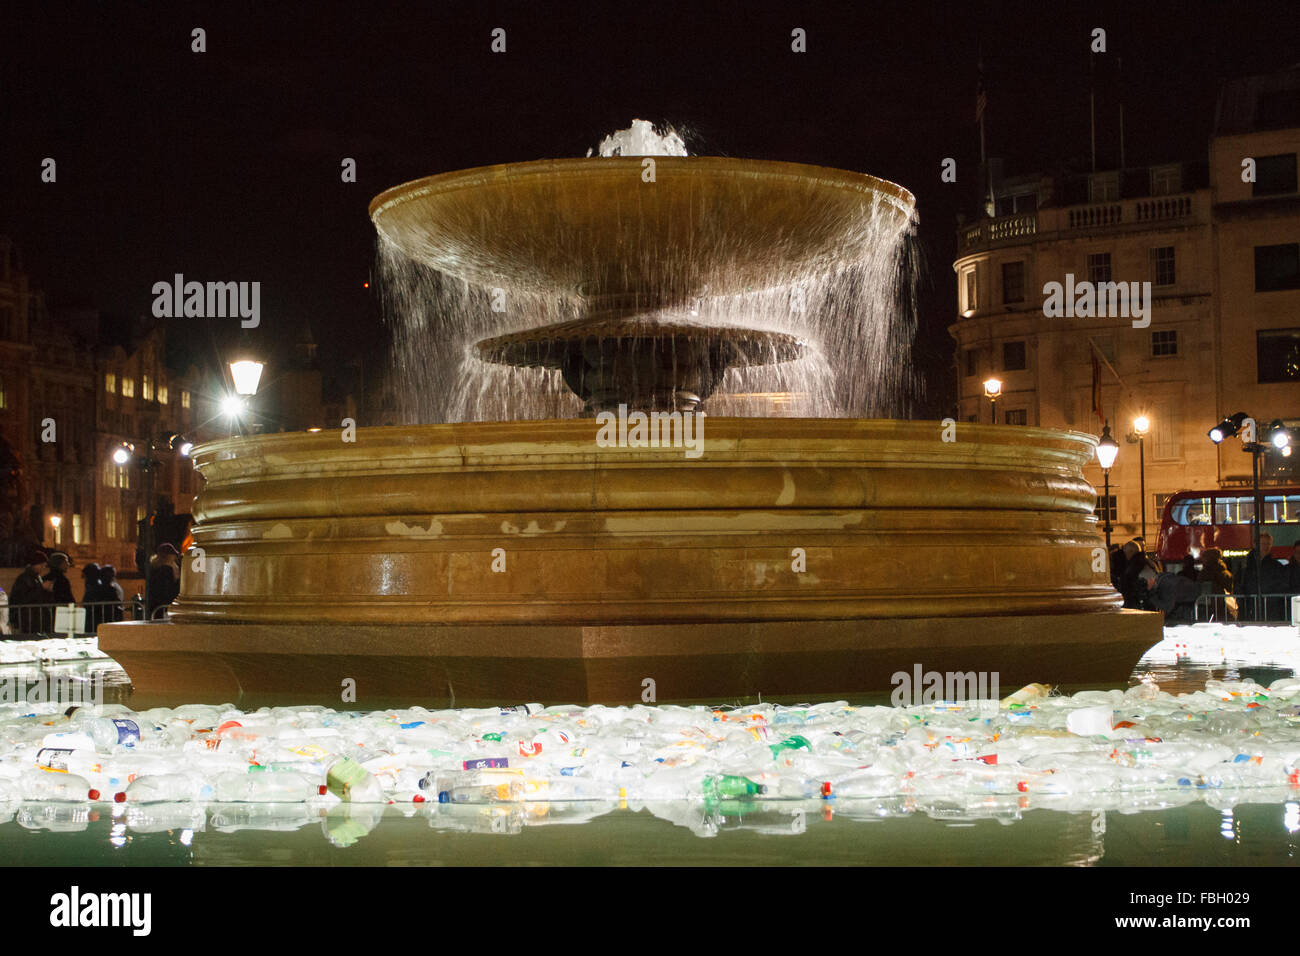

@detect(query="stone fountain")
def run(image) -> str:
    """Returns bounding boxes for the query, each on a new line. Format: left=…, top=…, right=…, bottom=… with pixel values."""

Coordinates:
left=99, top=147, right=1160, bottom=706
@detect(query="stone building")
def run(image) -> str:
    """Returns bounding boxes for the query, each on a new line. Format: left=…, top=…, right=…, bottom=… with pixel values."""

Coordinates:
left=951, top=68, right=1300, bottom=543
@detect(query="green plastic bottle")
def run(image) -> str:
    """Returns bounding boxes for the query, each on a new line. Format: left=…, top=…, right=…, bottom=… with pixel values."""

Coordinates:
left=703, top=774, right=767, bottom=799
left=768, top=735, right=811, bottom=758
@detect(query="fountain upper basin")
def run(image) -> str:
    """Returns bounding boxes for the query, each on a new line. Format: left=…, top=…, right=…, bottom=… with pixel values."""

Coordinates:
left=369, top=157, right=916, bottom=302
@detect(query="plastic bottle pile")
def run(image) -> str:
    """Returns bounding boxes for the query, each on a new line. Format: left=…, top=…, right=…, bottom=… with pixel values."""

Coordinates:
left=1, top=677, right=1299, bottom=827
left=0, top=637, right=109, bottom=666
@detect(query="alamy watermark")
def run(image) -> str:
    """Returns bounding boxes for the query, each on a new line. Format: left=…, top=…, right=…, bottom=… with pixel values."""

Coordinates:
left=1042, top=274, right=1151, bottom=328
left=0, top=673, right=105, bottom=707
left=595, top=404, right=704, bottom=459
left=890, top=665, right=999, bottom=707
left=151, top=274, right=260, bottom=328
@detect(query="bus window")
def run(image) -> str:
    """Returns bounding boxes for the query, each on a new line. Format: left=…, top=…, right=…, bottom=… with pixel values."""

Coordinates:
left=1264, top=496, right=1285, bottom=523
left=1170, top=500, right=1191, bottom=525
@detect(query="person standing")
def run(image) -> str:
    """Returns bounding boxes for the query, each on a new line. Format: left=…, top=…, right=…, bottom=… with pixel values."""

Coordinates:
left=147, top=543, right=181, bottom=619
left=1197, top=548, right=1235, bottom=621
left=46, top=552, right=77, bottom=605
left=9, top=551, right=56, bottom=633
left=1238, top=533, right=1290, bottom=621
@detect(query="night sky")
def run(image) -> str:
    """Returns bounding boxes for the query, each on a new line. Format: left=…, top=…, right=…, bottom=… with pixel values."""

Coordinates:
left=3, top=1, right=1296, bottom=416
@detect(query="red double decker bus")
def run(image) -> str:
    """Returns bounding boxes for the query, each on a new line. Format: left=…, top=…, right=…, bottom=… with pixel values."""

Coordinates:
left=1156, top=488, right=1300, bottom=565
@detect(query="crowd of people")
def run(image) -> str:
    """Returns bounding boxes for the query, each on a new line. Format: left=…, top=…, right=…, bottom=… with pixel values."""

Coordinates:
left=3, top=544, right=182, bottom=635
left=1110, top=532, right=1300, bottom=624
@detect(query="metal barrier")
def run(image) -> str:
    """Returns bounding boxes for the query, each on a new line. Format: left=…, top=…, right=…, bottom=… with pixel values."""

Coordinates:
left=2, top=600, right=159, bottom=638
left=1194, top=593, right=1300, bottom=625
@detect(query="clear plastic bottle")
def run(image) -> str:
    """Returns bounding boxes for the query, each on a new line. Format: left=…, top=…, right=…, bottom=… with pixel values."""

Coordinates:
left=214, top=770, right=319, bottom=803
left=19, top=768, right=95, bottom=802
left=124, top=773, right=212, bottom=804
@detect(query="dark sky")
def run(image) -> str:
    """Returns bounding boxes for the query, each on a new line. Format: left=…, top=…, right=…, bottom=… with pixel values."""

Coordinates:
left=3, top=1, right=1297, bottom=416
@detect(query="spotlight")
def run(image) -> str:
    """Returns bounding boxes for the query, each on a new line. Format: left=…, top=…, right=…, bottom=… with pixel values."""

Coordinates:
left=111, top=443, right=133, bottom=466
left=167, top=433, right=194, bottom=457
left=1208, top=412, right=1249, bottom=444
left=1267, top=421, right=1291, bottom=451
left=221, top=394, right=246, bottom=419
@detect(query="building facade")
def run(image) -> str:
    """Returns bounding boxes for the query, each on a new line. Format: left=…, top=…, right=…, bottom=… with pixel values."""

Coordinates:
left=951, top=69, right=1300, bottom=544
left=0, top=239, right=202, bottom=573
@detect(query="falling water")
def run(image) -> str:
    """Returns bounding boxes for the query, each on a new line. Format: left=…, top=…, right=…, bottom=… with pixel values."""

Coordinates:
left=376, top=122, right=920, bottom=423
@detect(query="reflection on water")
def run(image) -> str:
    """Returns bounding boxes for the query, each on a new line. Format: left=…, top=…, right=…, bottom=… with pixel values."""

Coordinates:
left=3, top=797, right=1298, bottom=866
left=1, top=624, right=1298, bottom=865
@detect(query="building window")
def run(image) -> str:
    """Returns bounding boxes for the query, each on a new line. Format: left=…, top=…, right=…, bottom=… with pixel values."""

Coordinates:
left=121, top=377, right=135, bottom=398
left=73, top=514, right=85, bottom=545
left=105, top=373, right=116, bottom=394
left=52, top=521, right=61, bottom=545
left=1151, top=330, right=1179, bottom=357
left=1150, top=164, right=1183, bottom=196
left=0, top=375, right=6, bottom=410
left=136, top=505, right=146, bottom=522
left=1087, top=252, right=1112, bottom=284
left=1004, top=408, right=1028, bottom=426
left=1002, top=340, right=1027, bottom=371
left=1255, top=243, right=1300, bottom=292
left=964, top=348, right=979, bottom=378
left=996, top=193, right=1038, bottom=216
left=1002, top=261, right=1025, bottom=304
left=1253, top=153, right=1298, bottom=197
left=1150, top=405, right=1182, bottom=461
left=142, top=374, right=153, bottom=402
left=1257, top=328, right=1300, bottom=383
left=1153, top=493, right=1174, bottom=519
left=105, top=507, right=117, bottom=541
left=1095, top=494, right=1117, bottom=524
left=1089, top=172, right=1119, bottom=202
left=963, top=267, right=978, bottom=312
left=181, top=390, right=191, bottom=410
left=158, top=385, right=169, bottom=405
left=1150, top=246, right=1176, bottom=286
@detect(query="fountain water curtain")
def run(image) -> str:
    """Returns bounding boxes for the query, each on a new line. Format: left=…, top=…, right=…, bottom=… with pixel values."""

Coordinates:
left=374, top=120, right=921, bottom=422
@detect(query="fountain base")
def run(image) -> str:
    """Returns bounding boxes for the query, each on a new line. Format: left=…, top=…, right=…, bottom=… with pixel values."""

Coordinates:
left=99, top=611, right=1159, bottom=708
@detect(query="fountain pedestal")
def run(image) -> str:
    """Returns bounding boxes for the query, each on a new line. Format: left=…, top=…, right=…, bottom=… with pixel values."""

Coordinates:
left=99, top=418, right=1162, bottom=705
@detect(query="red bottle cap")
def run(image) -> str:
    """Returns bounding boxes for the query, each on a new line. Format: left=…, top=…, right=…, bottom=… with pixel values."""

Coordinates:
left=87, top=789, right=100, bottom=801
left=115, top=791, right=127, bottom=803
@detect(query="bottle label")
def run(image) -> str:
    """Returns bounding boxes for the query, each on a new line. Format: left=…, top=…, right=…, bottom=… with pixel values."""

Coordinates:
left=463, top=757, right=509, bottom=770
left=36, top=748, right=75, bottom=772
left=111, top=719, right=141, bottom=745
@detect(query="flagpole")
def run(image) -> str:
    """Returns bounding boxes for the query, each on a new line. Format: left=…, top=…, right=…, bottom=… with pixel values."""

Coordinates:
left=1090, top=52, right=1097, bottom=172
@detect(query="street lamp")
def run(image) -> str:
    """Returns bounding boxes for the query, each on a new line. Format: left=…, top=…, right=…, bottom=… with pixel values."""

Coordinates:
left=1095, top=423, right=1119, bottom=550
left=1128, top=415, right=1150, bottom=543
left=983, top=377, right=1002, bottom=424
left=226, top=355, right=264, bottom=435
left=49, top=513, right=62, bottom=546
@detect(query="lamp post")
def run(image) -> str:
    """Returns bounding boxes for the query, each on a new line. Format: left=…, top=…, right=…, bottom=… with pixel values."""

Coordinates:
left=1095, top=423, right=1119, bottom=550
left=227, top=356, right=265, bottom=436
left=49, top=514, right=62, bottom=547
left=983, top=377, right=1002, bottom=425
left=1128, top=414, right=1150, bottom=544
left=1208, top=414, right=1292, bottom=617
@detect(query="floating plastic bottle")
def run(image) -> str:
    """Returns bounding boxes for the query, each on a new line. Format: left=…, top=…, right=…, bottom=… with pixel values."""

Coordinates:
left=325, top=757, right=387, bottom=803
left=19, top=768, right=95, bottom=802
left=124, top=773, right=212, bottom=804
left=214, top=771, right=320, bottom=803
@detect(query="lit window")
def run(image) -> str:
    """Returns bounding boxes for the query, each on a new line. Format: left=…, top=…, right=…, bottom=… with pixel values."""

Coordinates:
left=105, top=373, right=116, bottom=394
left=142, top=375, right=153, bottom=402
left=158, top=385, right=169, bottom=405
left=181, top=390, right=191, bottom=409
left=963, top=267, right=978, bottom=312
left=121, top=378, right=135, bottom=398
left=105, top=507, right=117, bottom=540
left=73, top=514, right=84, bottom=545
left=136, top=505, right=146, bottom=522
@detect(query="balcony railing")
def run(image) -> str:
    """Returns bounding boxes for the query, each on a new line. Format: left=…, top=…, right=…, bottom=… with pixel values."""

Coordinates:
left=960, top=213, right=1037, bottom=250
left=960, top=192, right=1201, bottom=252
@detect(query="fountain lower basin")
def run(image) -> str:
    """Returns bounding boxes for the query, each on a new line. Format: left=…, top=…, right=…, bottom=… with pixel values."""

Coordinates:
left=99, top=418, right=1161, bottom=705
